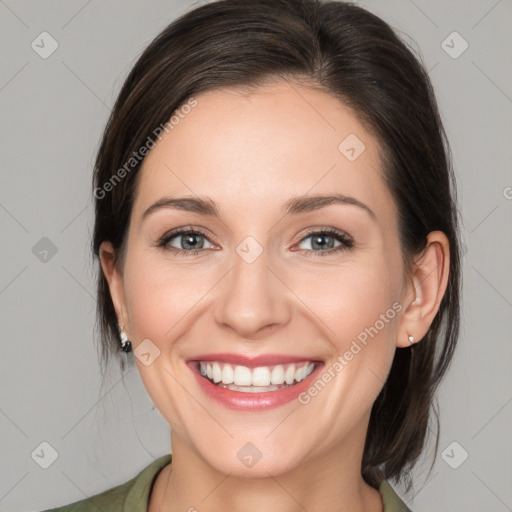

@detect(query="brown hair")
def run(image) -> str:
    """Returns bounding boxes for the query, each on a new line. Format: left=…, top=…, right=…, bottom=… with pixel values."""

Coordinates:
left=91, top=0, right=461, bottom=493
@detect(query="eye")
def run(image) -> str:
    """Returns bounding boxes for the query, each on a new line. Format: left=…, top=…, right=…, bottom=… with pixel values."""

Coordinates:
left=295, top=228, right=353, bottom=256
left=158, top=228, right=215, bottom=256
left=157, top=226, right=353, bottom=257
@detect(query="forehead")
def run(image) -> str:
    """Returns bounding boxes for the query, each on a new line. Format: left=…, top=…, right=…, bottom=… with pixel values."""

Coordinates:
left=132, top=81, right=391, bottom=221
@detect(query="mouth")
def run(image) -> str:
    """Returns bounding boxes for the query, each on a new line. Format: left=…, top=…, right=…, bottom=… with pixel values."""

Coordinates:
left=197, top=360, right=318, bottom=393
left=187, top=354, right=324, bottom=411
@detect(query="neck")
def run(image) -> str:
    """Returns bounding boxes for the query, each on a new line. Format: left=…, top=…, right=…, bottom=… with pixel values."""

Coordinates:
left=149, top=430, right=383, bottom=512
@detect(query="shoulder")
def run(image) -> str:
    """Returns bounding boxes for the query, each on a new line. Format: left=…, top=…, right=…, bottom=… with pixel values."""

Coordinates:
left=39, top=481, right=128, bottom=512
left=38, top=454, right=172, bottom=512
left=379, top=480, right=414, bottom=512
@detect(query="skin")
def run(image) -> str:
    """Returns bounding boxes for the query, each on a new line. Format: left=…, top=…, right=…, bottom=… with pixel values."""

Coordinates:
left=100, top=79, right=450, bottom=512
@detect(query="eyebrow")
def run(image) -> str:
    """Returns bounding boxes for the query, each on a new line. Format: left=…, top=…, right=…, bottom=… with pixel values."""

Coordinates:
left=142, top=193, right=376, bottom=221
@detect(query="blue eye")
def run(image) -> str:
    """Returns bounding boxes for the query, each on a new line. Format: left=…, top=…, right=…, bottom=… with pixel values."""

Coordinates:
left=157, top=227, right=353, bottom=257
left=296, top=228, right=353, bottom=256
left=159, top=229, right=214, bottom=256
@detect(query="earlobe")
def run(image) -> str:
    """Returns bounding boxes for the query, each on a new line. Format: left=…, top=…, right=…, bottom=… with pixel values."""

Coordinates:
left=396, top=231, right=450, bottom=348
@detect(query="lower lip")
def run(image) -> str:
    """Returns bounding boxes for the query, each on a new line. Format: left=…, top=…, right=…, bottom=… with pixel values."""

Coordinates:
left=189, top=362, right=324, bottom=411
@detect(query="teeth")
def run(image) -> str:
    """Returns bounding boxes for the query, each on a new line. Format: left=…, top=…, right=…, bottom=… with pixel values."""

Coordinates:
left=212, top=363, right=222, bottom=383
left=234, top=365, right=252, bottom=386
left=198, top=361, right=316, bottom=389
left=271, top=365, right=285, bottom=385
left=218, top=383, right=283, bottom=393
left=252, top=366, right=271, bottom=386
left=284, top=364, right=295, bottom=385
left=221, top=364, right=234, bottom=384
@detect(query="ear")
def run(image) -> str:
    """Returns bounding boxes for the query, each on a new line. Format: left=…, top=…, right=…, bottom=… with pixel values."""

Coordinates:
left=99, top=241, right=128, bottom=332
left=396, top=231, right=450, bottom=348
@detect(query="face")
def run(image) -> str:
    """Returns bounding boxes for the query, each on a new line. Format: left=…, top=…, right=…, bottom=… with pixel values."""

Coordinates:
left=103, top=80, right=412, bottom=478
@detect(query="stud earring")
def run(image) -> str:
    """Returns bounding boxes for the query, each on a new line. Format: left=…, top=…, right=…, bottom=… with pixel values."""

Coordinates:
left=118, top=325, right=133, bottom=352
left=408, top=335, right=415, bottom=344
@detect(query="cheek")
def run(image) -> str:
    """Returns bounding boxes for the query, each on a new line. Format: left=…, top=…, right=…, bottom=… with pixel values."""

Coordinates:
left=287, top=253, right=403, bottom=405
left=122, top=247, right=210, bottom=342
left=292, top=259, right=402, bottom=342
left=120, top=249, right=212, bottom=434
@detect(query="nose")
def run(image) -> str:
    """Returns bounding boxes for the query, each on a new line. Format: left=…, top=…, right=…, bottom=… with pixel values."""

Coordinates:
left=213, top=247, right=292, bottom=339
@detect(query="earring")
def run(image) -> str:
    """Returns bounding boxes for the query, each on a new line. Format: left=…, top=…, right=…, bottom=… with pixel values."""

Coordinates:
left=408, top=335, right=415, bottom=344
left=118, top=325, right=133, bottom=353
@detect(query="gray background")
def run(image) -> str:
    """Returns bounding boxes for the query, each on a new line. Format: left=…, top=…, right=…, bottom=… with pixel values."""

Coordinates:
left=1, top=1, right=511, bottom=511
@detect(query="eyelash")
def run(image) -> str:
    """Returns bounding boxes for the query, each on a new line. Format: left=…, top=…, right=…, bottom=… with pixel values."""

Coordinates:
left=157, top=227, right=353, bottom=257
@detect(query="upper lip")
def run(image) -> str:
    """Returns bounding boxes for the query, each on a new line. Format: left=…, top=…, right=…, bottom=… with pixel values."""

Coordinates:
left=187, top=353, right=323, bottom=367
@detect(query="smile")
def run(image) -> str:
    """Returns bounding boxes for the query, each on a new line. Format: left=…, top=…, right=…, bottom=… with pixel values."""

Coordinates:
left=188, top=353, right=324, bottom=410
left=198, top=361, right=316, bottom=393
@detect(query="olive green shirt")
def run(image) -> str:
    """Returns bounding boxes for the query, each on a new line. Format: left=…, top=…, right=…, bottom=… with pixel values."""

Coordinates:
left=40, top=454, right=412, bottom=512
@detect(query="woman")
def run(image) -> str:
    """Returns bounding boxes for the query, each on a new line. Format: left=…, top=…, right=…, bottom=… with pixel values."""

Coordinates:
left=42, top=0, right=460, bottom=510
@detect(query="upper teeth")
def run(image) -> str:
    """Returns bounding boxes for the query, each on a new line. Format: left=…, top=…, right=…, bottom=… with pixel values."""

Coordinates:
left=199, top=361, right=316, bottom=386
